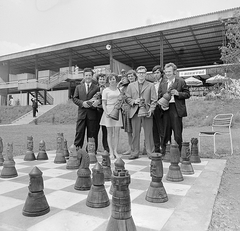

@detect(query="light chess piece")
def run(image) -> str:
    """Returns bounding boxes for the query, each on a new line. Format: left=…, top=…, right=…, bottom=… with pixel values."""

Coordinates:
left=63, top=139, right=70, bottom=159
left=88, top=137, right=97, bottom=164
left=101, top=150, right=112, bottom=181
left=66, top=144, right=80, bottom=169
left=24, top=136, right=36, bottom=161
left=36, top=140, right=48, bottom=160
left=54, top=133, right=66, bottom=164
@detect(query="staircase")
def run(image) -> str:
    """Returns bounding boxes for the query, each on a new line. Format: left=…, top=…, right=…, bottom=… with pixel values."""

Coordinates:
left=11, top=105, right=56, bottom=125
left=30, top=91, right=54, bottom=105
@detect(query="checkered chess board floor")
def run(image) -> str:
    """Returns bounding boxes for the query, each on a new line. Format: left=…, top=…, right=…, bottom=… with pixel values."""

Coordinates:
left=0, top=151, right=226, bottom=231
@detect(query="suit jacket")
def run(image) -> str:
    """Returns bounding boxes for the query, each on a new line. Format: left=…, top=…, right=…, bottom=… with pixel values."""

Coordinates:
left=158, top=76, right=190, bottom=117
left=73, top=82, right=100, bottom=120
left=125, top=80, right=157, bottom=119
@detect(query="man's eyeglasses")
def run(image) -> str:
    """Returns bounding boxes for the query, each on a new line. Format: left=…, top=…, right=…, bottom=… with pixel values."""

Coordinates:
left=137, top=72, right=146, bottom=75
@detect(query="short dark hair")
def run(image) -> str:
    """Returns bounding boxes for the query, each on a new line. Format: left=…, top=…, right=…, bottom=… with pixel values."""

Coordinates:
left=83, top=68, right=94, bottom=75
left=126, top=70, right=137, bottom=80
left=96, top=73, right=106, bottom=81
left=152, top=65, right=163, bottom=74
left=106, top=73, right=120, bottom=83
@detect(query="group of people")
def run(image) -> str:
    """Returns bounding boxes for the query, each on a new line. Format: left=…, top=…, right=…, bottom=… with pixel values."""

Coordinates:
left=72, top=63, right=190, bottom=160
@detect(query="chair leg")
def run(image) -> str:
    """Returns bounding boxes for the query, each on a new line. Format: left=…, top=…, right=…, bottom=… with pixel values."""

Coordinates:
left=229, top=133, right=233, bottom=155
left=213, top=135, right=216, bottom=155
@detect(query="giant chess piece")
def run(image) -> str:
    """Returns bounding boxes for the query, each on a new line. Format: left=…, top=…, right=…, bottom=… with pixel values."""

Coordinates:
left=63, top=139, right=70, bottom=159
left=190, top=138, right=201, bottom=163
left=74, top=148, right=91, bottom=190
left=109, top=157, right=125, bottom=195
left=1, top=143, right=18, bottom=178
left=162, top=142, right=171, bottom=162
left=138, top=98, right=148, bottom=117
left=157, top=92, right=171, bottom=108
left=0, top=137, right=4, bottom=166
left=86, top=162, right=110, bottom=208
left=66, top=144, right=80, bottom=169
left=166, top=142, right=184, bottom=182
left=88, top=137, right=97, bottom=164
left=54, top=133, right=66, bottom=164
left=24, top=136, right=36, bottom=161
left=106, top=168, right=136, bottom=231
left=101, top=150, right=112, bottom=181
left=180, top=142, right=194, bottom=175
left=146, top=153, right=168, bottom=203
left=22, top=166, right=50, bottom=217
left=109, top=91, right=125, bottom=120
left=36, top=140, right=48, bottom=160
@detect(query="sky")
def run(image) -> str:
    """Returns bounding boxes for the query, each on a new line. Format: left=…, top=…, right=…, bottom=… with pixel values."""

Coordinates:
left=0, top=0, right=240, bottom=56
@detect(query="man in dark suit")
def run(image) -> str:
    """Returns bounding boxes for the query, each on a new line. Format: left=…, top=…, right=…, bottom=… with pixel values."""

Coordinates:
left=31, top=97, right=38, bottom=117
left=158, top=63, right=190, bottom=153
left=72, top=68, right=100, bottom=151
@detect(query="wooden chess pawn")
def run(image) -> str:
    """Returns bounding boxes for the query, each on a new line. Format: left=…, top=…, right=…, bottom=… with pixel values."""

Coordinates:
left=0, top=137, right=4, bottom=166
left=146, top=153, right=168, bottom=203
left=101, top=150, right=112, bottom=181
left=22, top=166, right=50, bottom=216
left=1, top=143, right=18, bottom=178
left=190, top=138, right=201, bottom=163
left=166, top=142, right=184, bottom=182
left=63, top=139, right=70, bottom=159
left=180, top=142, right=194, bottom=175
left=37, top=140, right=48, bottom=160
left=106, top=168, right=136, bottom=231
left=66, top=144, right=80, bottom=169
left=24, top=136, right=36, bottom=161
left=87, top=137, right=97, bottom=164
left=86, top=162, right=110, bottom=208
left=54, top=133, right=66, bottom=164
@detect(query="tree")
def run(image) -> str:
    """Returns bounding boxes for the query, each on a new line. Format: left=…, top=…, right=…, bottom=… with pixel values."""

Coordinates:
left=220, top=11, right=240, bottom=78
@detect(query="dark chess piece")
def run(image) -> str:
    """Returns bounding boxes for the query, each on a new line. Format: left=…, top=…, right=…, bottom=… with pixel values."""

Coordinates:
left=36, top=140, right=48, bottom=160
left=74, top=148, right=91, bottom=190
left=162, top=142, right=171, bottom=162
left=109, top=91, right=125, bottom=121
left=180, top=142, right=194, bottom=175
left=109, top=157, right=125, bottom=195
left=146, top=153, right=168, bottom=203
left=138, top=98, right=148, bottom=117
left=86, top=162, right=110, bottom=208
left=1, top=143, right=18, bottom=178
left=24, top=136, right=36, bottom=161
left=22, top=166, right=50, bottom=217
left=166, top=142, right=184, bottom=182
left=66, top=144, right=80, bottom=169
left=88, top=137, right=97, bottom=164
left=106, top=168, right=136, bottom=231
left=54, top=133, right=66, bottom=164
left=63, top=139, right=69, bottom=159
left=101, top=150, right=112, bottom=181
left=0, top=137, right=4, bottom=166
left=190, top=138, right=201, bottom=163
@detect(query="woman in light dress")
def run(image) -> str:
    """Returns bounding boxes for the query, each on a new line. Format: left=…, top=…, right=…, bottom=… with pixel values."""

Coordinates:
left=100, top=73, right=123, bottom=159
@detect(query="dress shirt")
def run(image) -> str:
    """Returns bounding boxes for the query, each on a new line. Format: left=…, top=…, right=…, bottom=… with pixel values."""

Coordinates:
left=167, top=78, right=175, bottom=103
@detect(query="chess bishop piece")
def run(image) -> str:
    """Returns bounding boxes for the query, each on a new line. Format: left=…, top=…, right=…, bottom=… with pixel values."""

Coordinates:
left=74, top=148, right=92, bottom=190
left=54, top=133, right=66, bottom=164
left=0, top=137, right=4, bottom=166
left=87, top=137, right=97, bottom=164
left=146, top=153, right=168, bottom=203
left=190, top=138, right=201, bottom=163
left=24, top=136, right=36, bottom=161
left=166, top=142, right=184, bottom=182
left=1, top=143, right=18, bottom=178
left=109, top=91, right=125, bottom=120
left=22, top=166, right=50, bottom=217
left=86, top=162, right=110, bottom=208
left=106, top=168, right=136, bottom=231
left=101, top=150, right=112, bottom=181
left=66, top=144, right=80, bottom=169
left=109, top=157, right=125, bottom=195
left=162, top=142, right=171, bottom=162
left=63, top=139, right=70, bottom=159
left=36, top=140, right=48, bottom=160
left=138, top=98, right=148, bottom=117
left=180, top=142, right=194, bottom=175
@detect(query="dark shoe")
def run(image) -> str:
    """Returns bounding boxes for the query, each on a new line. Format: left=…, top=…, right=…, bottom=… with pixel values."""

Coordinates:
left=128, top=155, right=139, bottom=160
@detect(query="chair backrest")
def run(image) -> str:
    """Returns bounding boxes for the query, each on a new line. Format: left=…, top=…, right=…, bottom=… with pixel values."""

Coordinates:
left=212, top=113, right=233, bottom=131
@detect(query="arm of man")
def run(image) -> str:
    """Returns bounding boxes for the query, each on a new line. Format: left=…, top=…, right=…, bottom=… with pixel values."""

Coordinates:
left=125, top=84, right=140, bottom=106
left=147, top=84, right=158, bottom=117
left=172, top=79, right=190, bottom=100
left=72, top=85, right=85, bottom=108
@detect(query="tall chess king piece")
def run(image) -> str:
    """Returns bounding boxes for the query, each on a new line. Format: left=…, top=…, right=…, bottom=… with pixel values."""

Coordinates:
left=74, top=148, right=91, bottom=190
left=54, top=133, right=66, bottom=164
left=22, top=166, right=50, bottom=217
left=101, top=150, right=112, bottom=181
left=180, top=142, right=194, bottom=175
left=37, top=140, right=48, bottom=160
left=24, top=136, right=36, bottom=161
left=66, top=144, right=80, bottom=169
left=106, top=168, right=136, bottom=231
left=0, top=137, right=4, bottom=166
left=146, top=153, right=168, bottom=203
left=1, top=143, right=18, bottom=178
left=190, top=138, right=201, bottom=163
left=166, top=142, right=184, bottom=182
left=87, top=137, right=97, bottom=164
left=86, top=162, right=110, bottom=208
